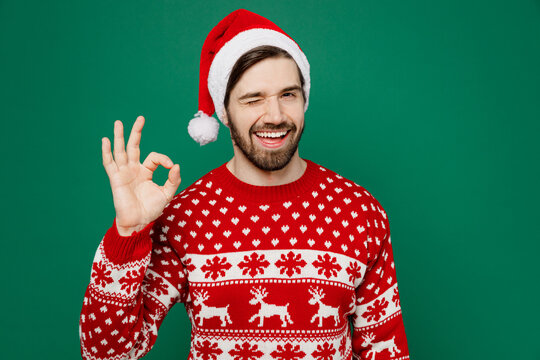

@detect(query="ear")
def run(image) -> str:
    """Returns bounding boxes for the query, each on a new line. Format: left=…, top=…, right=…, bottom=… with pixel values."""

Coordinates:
left=221, top=109, right=230, bottom=128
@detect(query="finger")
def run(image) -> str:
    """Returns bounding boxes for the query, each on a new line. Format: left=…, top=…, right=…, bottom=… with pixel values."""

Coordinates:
left=113, top=120, right=128, bottom=166
left=162, top=164, right=181, bottom=201
left=101, top=137, right=118, bottom=175
left=126, top=115, right=144, bottom=164
left=142, top=152, right=173, bottom=173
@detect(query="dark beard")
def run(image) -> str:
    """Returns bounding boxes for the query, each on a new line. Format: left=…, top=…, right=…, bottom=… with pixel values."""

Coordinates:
left=226, top=110, right=304, bottom=171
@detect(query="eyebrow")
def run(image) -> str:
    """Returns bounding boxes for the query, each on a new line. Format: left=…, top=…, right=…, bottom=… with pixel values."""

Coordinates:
left=237, top=85, right=302, bottom=101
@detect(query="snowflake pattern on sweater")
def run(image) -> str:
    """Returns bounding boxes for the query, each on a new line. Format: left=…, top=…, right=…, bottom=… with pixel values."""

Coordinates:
left=79, top=159, right=410, bottom=360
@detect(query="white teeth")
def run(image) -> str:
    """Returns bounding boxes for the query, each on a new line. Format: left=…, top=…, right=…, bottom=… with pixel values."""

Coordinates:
left=255, top=131, right=287, bottom=138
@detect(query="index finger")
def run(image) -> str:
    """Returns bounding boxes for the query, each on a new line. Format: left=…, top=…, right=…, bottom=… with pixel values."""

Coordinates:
left=126, top=115, right=145, bottom=163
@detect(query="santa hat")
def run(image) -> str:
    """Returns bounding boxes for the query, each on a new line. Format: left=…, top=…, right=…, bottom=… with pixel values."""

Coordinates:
left=187, top=9, right=311, bottom=145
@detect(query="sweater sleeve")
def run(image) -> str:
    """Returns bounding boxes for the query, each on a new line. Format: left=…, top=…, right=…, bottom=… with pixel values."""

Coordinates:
left=351, top=196, right=410, bottom=359
left=79, top=209, right=188, bottom=359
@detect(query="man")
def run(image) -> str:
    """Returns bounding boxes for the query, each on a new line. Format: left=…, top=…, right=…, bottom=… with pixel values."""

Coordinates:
left=79, top=9, right=410, bottom=360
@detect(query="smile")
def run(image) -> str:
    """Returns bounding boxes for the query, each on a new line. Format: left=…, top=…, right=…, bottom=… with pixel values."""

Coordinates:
left=253, top=130, right=291, bottom=148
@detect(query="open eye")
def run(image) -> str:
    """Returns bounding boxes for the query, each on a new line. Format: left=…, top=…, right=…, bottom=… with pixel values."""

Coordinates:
left=281, top=91, right=301, bottom=101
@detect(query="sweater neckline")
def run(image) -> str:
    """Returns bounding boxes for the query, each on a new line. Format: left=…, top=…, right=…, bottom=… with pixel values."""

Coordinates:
left=210, top=158, right=319, bottom=203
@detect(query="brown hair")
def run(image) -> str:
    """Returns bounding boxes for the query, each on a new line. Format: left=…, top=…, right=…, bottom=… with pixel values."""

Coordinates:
left=223, top=45, right=305, bottom=111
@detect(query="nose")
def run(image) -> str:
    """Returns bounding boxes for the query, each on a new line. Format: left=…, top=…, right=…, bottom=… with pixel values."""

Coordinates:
left=264, top=95, right=285, bottom=124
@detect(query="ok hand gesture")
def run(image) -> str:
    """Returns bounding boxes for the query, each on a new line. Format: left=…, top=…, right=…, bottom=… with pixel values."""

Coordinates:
left=102, top=116, right=181, bottom=236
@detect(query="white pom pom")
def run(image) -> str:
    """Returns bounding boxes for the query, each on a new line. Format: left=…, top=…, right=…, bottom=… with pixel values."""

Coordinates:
left=187, top=111, right=220, bottom=146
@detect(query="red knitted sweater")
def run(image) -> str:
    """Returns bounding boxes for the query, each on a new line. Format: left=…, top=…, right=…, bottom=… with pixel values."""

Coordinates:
left=79, top=159, right=410, bottom=360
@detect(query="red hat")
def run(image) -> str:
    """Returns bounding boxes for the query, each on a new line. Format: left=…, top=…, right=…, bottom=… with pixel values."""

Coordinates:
left=187, top=9, right=311, bottom=145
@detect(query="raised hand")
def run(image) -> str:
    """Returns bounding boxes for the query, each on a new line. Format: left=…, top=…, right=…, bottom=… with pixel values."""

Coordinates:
left=102, top=116, right=181, bottom=236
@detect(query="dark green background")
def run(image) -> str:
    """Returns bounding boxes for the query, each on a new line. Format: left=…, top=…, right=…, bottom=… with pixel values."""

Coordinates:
left=2, top=0, right=539, bottom=359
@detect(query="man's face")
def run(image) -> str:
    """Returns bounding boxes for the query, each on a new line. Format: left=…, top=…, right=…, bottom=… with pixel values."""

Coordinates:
left=224, top=57, right=305, bottom=171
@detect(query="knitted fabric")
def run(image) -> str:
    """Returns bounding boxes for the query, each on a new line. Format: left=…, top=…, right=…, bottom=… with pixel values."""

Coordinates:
left=79, top=159, right=410, bottom=360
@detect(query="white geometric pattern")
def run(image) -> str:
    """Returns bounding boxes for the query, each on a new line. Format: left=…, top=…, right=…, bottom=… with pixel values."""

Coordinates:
left=184, top=249, right=366, bottom=286
left=80, top=159, right=409, bottom=360
left=353, top=283, right=401, bottom=328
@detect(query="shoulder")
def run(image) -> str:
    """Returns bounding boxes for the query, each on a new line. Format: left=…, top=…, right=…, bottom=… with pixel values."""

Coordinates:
left=152, top=165, right=222, bottom=254
left=309, top=159, right=390, bottom=235
left=159, top=164, right=224, bottom=221
left=312, top=161, right=392, bottom=266
left=309, top=160, right=387, bottom=211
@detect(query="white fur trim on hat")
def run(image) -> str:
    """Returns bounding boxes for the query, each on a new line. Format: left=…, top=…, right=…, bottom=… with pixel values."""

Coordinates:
left=208, top=28, right=310, bottom=122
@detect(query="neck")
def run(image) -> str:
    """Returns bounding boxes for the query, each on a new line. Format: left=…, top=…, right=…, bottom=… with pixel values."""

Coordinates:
left=226, top=151, right=307, bottom=186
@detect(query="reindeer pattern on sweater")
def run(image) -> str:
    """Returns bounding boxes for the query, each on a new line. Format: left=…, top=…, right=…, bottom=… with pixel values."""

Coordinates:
left=79, top=159, right=410, bottom=360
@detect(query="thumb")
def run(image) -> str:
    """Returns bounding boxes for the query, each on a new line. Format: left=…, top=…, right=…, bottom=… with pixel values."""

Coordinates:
left=162, top=164, right=181, bottom=200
